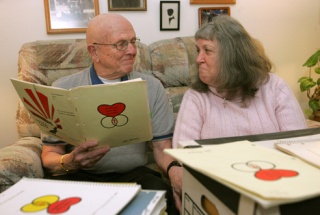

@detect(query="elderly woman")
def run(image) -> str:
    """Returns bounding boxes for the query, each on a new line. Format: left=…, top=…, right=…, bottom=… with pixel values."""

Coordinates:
left=172, top=15, right=307, bottom=147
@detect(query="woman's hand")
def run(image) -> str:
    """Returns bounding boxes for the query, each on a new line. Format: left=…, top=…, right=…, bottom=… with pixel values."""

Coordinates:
left=169, top=166, right=183, bottom=212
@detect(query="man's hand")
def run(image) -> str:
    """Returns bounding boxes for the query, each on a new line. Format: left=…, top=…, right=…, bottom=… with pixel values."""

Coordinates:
left=42, top=140, right=110, bottom=175
left=66, top=141, right=110, bottom=169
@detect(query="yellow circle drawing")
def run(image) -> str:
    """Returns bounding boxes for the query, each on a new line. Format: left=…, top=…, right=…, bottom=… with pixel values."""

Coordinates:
left=21, top=195, right=59, bottom=212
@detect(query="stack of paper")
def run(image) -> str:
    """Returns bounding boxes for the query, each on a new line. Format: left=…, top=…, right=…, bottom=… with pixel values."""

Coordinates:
left=165, top=140, right=320, bottom=208
left=275, top=140, right=320, bottom=168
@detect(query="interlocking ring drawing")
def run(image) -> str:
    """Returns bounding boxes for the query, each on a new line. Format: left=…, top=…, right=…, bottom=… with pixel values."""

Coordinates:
left=232, top=160, right=299, bottom=181
left=98, top=103, right=128, bottom=128
left=21, top=195, right=81, bottom=214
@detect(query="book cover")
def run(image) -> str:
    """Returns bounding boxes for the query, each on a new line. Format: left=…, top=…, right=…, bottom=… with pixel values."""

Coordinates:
left=0, top=177, right=141, bottom=215
left=11, top=78, right=152, bottom=147
left=120, top=190, right=166, bottom=215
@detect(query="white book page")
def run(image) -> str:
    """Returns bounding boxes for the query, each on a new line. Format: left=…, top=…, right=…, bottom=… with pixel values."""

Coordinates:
left=0, top=177, right=141, bottom=215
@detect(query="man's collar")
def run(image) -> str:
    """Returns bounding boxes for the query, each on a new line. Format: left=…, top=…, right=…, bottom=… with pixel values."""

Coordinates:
left=90, top=65, right=128, bottom=85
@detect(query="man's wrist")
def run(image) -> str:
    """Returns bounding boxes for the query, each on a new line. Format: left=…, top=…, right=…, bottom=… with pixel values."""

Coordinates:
left=167, top=160, right=182, bottom=176
left=59, top=153, right=77, bottom=174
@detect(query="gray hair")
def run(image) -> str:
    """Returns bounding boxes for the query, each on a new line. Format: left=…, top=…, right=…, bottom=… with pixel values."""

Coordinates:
left=192, top=15, right=272, bottom=103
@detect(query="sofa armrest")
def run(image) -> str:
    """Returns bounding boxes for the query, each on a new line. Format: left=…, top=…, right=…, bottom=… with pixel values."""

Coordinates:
left=0, top=137, right=44, bottom=192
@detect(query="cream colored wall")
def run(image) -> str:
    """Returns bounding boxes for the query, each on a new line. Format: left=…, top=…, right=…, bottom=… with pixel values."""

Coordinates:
left=0, top=0, right=319, bottom=148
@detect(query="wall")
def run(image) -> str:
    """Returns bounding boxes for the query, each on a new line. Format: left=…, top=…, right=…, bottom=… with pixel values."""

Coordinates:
left=0, top=0, right=319, bottom=149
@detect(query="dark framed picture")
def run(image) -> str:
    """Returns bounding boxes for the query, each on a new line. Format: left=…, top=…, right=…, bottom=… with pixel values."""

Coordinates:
left=198, top=7, right=230, bottom=27
left=190, top=0, right=235, bottom=4
left=44, top=0, right=99, bottom=34
left=160, top=1, right=180, bottom=31
left=108, top=0, right=147, bottom=11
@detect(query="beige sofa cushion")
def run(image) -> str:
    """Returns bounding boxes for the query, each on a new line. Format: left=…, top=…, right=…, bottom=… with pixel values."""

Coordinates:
left=0, top=137, right=43, bottom=192
left=150, top=37, right=197, bottom=88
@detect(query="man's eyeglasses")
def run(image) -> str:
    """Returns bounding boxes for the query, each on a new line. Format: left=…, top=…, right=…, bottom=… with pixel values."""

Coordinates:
left=93, top=38, right=140, bottom=51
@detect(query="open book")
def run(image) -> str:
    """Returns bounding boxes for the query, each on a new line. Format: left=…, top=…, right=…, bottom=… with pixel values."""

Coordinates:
left=275, top=139, right=320, bottom=168
left=11, top=78, right=152, bottom=147
left=0, top=177, right=141, bottom=215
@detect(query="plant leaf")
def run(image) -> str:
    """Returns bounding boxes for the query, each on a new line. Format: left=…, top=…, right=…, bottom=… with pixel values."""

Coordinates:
left=298, top=77, right=312, bottom=83
left=303, top=50, right=320, bottom=67
left=309, top=99, right=319, bottom=112
left=300, top=79, right=316, bottom=91
left=315, top=67, right=320, bottom=74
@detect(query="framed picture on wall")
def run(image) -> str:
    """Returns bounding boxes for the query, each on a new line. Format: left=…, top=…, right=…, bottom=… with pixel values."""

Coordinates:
left=160, top=1, right=180, bottom=31
left=190, top=0, right=235, bottom=4
left=198, top=7, right=230, bottom=27
left=44, top=0, right=99, bottom=34
left=108, top=0, right=147, bottom=11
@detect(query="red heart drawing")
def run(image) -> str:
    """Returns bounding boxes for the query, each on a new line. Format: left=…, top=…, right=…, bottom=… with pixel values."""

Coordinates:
left=255, top=169, right=298, bottom=181
left=47, top=197, right=81, bottom=214
left=97, top=103, right=126, bottom=117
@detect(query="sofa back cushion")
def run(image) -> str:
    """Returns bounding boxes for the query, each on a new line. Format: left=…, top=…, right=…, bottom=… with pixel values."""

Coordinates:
left=149, top=37, right=197, bottom=116
left=17, top=39, right=152, bottom=85
left=149, top=37, right=197, bottom=87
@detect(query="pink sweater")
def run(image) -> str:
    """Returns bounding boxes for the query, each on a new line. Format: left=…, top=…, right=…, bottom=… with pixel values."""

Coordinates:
left=172, top=73, right=307, bottom=148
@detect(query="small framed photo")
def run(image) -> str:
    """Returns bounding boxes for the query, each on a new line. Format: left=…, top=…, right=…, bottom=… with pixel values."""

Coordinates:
left=190, top=0, right=236, bottom=4
left=108, top=0, right=147, bottom=11
left=44, top=0, right=99, bottom=34
left=160, top=1, right=180, bottom=31
left=198, top=7, right=230, bottom=27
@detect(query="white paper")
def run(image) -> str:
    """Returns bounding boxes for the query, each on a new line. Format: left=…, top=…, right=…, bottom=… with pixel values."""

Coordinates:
left=0, top=177, right=141, bottom=215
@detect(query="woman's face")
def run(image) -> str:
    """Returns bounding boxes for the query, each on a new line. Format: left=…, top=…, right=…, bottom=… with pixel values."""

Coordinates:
left=196, top=39, right=220, bottom=87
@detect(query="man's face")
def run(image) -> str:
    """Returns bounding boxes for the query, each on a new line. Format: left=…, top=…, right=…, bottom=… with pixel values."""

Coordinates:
left=93, top=30, right=138, bottom=79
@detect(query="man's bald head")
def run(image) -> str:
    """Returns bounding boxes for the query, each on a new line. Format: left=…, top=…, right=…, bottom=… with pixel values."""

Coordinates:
left=86, top=14, right=135, bottom=45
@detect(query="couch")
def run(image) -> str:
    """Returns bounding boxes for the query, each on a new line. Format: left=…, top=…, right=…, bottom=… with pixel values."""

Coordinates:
left=0, top=36, right=198, bottom=192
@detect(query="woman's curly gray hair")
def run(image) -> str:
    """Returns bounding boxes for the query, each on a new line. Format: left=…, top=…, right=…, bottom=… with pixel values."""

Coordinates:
left=191, top=15, right=273, bottom=104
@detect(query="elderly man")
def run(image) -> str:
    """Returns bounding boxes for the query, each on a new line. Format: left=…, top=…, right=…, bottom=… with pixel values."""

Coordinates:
left=41, top=13, right=182, bottom=214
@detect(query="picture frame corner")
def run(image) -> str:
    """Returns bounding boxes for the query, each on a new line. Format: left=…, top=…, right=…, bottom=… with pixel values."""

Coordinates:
left=198, top=6, right=231, bottom=27
left=44, top=0, right=100, bottom=34
left=108, top=0, right=147, bottom=11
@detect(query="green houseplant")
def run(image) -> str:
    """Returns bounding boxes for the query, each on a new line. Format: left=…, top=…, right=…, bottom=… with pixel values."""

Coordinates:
left=298, top=50, right=320, bottom=120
